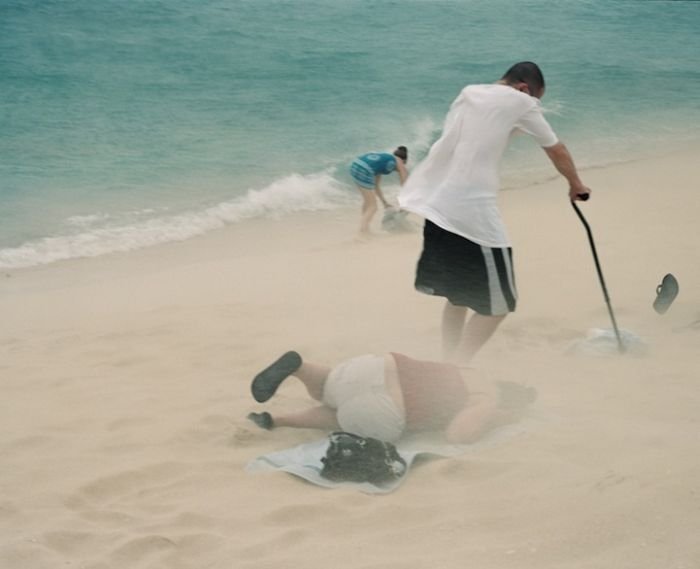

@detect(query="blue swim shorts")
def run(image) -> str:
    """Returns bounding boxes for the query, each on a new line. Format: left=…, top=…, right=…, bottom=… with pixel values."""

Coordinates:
left=350, top=159, right=376, bottom=189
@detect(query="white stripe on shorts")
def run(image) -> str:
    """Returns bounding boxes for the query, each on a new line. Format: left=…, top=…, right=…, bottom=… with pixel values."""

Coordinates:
left=503, top=249, right=517, bottom=301
left=481, top=246, right=508, bottom=316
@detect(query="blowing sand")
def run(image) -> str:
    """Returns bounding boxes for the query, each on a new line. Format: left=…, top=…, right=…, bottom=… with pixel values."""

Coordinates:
left=1, top=148, right=699, bottom=568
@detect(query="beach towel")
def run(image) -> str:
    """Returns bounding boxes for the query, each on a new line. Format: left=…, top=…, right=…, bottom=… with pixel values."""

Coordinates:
left=246, top=422, right=530, bottom=494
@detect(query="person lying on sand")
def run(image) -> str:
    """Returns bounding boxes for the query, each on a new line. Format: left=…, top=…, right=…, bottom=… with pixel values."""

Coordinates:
left=247, top=351, right=536, bottom=444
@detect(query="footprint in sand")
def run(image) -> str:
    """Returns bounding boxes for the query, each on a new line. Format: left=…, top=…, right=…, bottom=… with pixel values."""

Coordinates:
left=173, top=414, right=234, bottom=445
left=70, top=461, right=191, bottom=509
left=236, top=528, right=308, bottom=561
left=594, top=471, right=629, bottom=492
left=261, top=503, right=345, bottom=526
left=109, top=534, right=177, bottom=564
left=40, top=530, right=107, bottom=557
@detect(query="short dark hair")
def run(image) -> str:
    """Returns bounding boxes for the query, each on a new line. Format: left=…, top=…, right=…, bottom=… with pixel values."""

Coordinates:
left=393, top=146, right=408, bottom=161
left=501, top=62, right=545, bottom=97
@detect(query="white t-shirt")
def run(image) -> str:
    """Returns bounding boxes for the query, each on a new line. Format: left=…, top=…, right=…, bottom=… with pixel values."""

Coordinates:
left=399, top=83, right=558, bottom=247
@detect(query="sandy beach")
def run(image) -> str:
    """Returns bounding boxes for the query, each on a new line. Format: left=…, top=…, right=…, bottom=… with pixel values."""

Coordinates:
left=1, top=147, right=699, bottom=569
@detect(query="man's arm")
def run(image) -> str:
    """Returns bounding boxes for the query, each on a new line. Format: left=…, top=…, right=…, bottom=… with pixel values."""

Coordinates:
left=444, top=400, right=499, bottom=444
left=543, top=142, right=591, bottom=201
left=444, top=381, right=501, bottom=444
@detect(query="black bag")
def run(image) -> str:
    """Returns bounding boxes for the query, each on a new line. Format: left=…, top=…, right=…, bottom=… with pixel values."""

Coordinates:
left=320, top=431, right=407, bottom=485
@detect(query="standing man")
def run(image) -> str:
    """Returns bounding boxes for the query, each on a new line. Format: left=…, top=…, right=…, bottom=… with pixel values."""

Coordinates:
left=399, top=62, right=590, bottom=365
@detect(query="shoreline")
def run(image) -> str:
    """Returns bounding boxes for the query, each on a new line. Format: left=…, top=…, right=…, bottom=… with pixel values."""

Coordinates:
left=2, top=140, right=700, bottom=273
left=3, top=146, right=698, bottom=357
left=3, top=145, right=698, bottom=337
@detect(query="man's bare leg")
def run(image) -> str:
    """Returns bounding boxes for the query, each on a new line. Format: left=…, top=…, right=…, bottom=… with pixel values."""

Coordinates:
left=442, top=301, right=468, bottom=361
left=294, top=361, right=332, bottom=401
left=456, top=313, right=507, bottom=365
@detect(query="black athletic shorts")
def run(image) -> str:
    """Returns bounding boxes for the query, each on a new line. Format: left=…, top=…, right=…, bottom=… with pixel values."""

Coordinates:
left=414, top=220, right=517, bottom=315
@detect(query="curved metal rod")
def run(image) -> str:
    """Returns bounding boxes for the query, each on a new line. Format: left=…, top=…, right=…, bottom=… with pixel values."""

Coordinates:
left=571, top=200, right=625, bottom=354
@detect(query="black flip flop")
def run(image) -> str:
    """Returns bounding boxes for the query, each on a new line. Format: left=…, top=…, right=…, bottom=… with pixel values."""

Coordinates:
left=251, top=350, right=302, bottom=402
left=653, top=273, right=679, bottom=315
left=247, top=411, right=274, bottom=430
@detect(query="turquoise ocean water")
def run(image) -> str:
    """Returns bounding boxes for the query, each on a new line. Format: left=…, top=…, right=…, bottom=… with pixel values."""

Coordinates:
left=1, top=0, right=699, bottom=269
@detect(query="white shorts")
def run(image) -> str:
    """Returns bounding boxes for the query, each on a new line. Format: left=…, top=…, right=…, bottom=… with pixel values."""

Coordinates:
left=322, top=354, right=405, bottom=442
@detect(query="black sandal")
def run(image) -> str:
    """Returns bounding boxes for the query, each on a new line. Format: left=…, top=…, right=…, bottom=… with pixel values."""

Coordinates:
left=247, top=411, right=274, bottom=430
left=653, top=273, right=679, bottom=315
left=251, top=351, right=302, bottom=402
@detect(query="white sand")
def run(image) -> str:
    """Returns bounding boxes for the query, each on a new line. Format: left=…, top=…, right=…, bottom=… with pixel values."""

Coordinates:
left=1, top=149, right=699, bottom=568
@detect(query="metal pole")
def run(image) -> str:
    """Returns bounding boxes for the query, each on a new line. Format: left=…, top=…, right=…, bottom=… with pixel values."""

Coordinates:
left=571, top=200, right=625, bottom=354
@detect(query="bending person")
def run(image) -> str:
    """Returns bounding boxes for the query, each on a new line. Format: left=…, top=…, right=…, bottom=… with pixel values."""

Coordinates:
left=350, top=146, right=409, bottom=237
left=247, top=350, right=535, bottom=444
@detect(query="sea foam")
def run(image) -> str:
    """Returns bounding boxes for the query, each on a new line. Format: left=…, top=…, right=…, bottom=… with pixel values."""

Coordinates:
left=0, top=170, right=350, bottom=269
